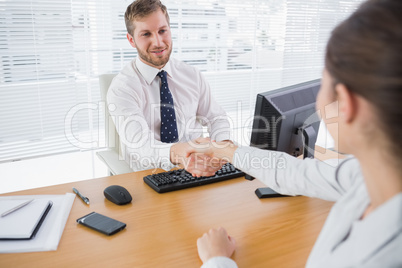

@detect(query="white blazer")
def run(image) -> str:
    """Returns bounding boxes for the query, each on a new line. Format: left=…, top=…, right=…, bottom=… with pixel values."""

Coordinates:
left=202, top=147, right=402, bottom=268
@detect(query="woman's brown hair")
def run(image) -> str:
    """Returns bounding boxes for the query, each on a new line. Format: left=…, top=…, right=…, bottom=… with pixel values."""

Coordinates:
left=325, top=0, right=402, bottom=154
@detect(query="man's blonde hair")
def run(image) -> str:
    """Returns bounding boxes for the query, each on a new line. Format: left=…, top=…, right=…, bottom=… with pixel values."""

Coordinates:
left=124, top=0, right=170, bottom=36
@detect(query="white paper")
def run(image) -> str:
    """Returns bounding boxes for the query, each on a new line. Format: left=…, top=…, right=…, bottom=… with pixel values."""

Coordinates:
left=0, top=193, right=75, bottom=253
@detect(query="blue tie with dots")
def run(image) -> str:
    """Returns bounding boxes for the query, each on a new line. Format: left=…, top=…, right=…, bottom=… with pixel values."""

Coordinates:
left=158, top=70, right=178, bottom=143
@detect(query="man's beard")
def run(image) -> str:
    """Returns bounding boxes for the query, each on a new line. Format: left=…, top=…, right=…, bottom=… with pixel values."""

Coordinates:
left=136, top=44, right=172, bottom=68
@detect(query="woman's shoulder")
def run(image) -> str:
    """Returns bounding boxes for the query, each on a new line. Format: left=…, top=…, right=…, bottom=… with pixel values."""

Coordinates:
left=335, top=156, right=364, bottom=189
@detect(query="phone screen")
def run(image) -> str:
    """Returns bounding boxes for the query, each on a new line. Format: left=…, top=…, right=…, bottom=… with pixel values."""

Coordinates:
left=77, top=212, right=126, bottom=235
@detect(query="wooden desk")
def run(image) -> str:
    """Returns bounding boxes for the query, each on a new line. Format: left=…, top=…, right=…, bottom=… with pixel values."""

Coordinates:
left=0, top=148, right=342, bottom=268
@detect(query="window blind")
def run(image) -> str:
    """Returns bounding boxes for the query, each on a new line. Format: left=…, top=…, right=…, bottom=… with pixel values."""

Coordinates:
left=0, top=0, right=363, bottom=163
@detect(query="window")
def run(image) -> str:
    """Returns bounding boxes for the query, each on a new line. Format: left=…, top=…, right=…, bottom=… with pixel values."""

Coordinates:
left=0, top=0, right=363, bottom=163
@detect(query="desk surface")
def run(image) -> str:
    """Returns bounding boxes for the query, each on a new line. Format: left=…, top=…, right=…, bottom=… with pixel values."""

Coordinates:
left=0, top=148, right=342, bottom=268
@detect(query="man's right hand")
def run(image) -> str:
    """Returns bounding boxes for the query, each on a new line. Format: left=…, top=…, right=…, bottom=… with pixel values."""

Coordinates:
left=170, top=138, right=224, bottom=177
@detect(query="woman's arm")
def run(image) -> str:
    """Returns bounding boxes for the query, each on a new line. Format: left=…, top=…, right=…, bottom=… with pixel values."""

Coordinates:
left=183, top=141, right=359, bottom=201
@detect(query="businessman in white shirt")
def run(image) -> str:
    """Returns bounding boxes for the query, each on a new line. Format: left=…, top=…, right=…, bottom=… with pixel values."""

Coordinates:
left=107, top=0, right=231, bottom=173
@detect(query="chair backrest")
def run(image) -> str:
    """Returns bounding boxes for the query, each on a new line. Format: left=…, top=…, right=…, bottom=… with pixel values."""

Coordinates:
left=99, top=74, right=119, bottom=153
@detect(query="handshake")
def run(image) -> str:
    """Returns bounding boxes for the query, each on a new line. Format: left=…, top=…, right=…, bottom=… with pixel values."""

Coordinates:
left=170, top=138, right=238, bottom=177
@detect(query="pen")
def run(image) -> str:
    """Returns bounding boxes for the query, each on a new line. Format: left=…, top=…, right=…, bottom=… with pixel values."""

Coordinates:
left=1, top=199, right=34, bottom=217
left=73, top=187, right=90, bottom=205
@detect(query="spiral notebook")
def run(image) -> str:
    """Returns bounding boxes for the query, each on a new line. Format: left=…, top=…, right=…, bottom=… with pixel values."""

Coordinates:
left=0, top=199, right=53, bottom=240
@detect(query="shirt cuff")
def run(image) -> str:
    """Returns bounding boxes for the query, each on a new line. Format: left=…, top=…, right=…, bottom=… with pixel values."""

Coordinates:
left=159, top=143, right=176, bottom=171
left=232, top=146, right=248, bottom=169
left=201, top=256, right=238, bottom=268
left=213, top=132, right=231, bottom=142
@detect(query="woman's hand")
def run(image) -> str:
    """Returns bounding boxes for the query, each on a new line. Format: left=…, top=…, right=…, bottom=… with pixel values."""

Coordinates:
left=169, top=138, right=220, bottom=176
left=170, top=138, right=238, bottom=177
left=197, top=227, right=236, bottom=263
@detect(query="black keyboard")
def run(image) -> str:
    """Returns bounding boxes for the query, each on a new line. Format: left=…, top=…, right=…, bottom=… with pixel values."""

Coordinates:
left=143, top=163, right=245, bottom=193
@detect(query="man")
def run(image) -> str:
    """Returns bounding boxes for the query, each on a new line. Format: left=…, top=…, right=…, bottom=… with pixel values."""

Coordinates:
left=107, top=0, right=231, bottom=173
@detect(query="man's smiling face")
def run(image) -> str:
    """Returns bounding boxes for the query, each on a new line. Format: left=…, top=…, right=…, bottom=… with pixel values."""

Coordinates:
left=127, top=9, right=172, bottom=69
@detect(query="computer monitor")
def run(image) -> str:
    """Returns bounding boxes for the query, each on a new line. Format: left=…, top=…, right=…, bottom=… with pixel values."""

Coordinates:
left=249, top=79, right=321, bottom=159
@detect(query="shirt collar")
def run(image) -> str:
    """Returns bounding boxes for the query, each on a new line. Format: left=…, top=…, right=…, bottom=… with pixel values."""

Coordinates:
left=135, top=57, right=173, bottom=85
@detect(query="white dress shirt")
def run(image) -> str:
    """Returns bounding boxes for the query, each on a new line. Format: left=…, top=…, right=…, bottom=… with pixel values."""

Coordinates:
left=107, top=57, right=231, bottom=171
left=201, top=147, right=402, bottom=268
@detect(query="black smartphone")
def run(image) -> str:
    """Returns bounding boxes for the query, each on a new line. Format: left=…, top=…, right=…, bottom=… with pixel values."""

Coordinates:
left=255, top=187, right=290, bottom=199
left=77, top=212, right=126, bottom=236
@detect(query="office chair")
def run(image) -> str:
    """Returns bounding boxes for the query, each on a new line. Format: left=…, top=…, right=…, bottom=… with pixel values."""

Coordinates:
left=96, top=74, right=133, bottom=175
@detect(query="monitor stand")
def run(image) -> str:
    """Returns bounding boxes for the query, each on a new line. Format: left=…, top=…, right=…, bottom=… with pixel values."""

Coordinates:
left=301, top=125, right=317, bottom=159
left=245, top=124, right=318, bottom=181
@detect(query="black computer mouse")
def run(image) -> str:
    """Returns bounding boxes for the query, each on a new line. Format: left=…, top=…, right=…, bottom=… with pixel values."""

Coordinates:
left=104, top=185, right=132, bottom=205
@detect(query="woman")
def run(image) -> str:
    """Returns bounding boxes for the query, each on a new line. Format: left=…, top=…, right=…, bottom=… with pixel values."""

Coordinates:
left=184, top=0, right=402, bottom=267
